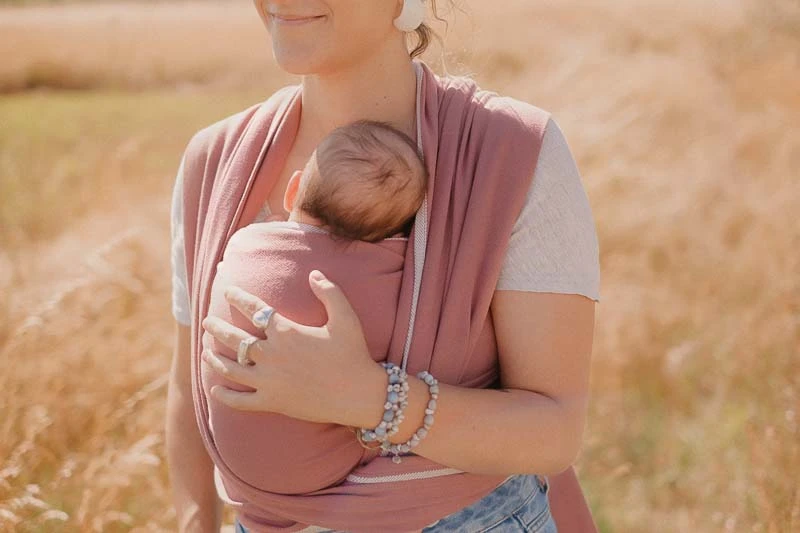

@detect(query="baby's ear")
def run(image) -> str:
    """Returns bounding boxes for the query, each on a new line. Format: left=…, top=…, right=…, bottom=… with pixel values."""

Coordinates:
left=284, top=170, right=304, bottom=213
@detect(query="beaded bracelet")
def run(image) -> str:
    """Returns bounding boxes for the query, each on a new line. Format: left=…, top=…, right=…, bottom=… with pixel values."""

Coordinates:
left=380, top=371, right=439, bottom=464
left=358, top=363, right=410, bottom=445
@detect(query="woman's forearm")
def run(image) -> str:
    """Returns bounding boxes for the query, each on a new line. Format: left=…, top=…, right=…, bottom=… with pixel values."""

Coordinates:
left=203, top=281, right=589, bottom=477
left=341, top=368, right=587, bottom=477
left=166, top=379, right=223, bottom=533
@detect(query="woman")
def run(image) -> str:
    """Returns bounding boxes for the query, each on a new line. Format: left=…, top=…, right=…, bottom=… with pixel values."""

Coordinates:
left=166, top=1, right=600, bottom=532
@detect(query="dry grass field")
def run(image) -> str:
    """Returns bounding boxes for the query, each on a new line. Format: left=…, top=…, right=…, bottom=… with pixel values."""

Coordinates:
left=1, top=0, right=798, bottom=531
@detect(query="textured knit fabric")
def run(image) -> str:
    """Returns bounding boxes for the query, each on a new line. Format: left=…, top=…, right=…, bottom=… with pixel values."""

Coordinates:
left=203, top=221, right=407, bottom=495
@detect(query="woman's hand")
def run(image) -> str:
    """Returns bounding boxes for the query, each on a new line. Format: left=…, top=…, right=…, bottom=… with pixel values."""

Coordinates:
left=200, top=270, right=387, bottom=426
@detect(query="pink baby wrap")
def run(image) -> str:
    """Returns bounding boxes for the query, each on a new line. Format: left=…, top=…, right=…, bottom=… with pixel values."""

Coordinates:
left=182, top=60, right=598, bottom=532
left=203, top=222, right=407, bottom=494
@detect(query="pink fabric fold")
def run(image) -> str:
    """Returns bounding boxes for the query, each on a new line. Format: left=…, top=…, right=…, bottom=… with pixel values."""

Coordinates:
left=204, top=222, right=407, bottom=495
left=182, top=60, right=598, bottom=533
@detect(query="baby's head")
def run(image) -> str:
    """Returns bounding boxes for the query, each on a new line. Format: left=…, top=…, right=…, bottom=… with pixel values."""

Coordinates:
left=284, top=120, right=427, bottom=243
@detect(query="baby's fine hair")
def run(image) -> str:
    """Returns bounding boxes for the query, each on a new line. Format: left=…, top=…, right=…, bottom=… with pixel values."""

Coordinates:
left=299, top=120, right=428, bottom=243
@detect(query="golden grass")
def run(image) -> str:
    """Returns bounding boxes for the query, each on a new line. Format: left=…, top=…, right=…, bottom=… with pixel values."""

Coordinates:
left=1, top=0, right=798, bottom=531
left=0, top=89, right=273, bottom=247
left=0, top=1, right=285, bottom=93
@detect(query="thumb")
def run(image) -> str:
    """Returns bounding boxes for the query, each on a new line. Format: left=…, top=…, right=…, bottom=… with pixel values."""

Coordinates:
left=308, top=270, right=358, bottom=330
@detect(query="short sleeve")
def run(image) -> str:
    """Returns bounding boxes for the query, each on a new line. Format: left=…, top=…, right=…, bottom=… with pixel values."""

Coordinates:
left=170, top=157, right=193, bottom=326
left=496, top=118, right=601, bottom=302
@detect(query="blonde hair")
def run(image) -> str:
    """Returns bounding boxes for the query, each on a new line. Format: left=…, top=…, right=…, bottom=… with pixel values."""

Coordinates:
left=408, top=0, right=456, bottom=59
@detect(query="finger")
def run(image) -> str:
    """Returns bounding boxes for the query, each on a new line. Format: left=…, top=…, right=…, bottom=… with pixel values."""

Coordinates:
left=202, top=316, right=264, bottom=354
left=223, top=285, right=272, bottom=324
left=202, top=349, right=258, bottom=387
left=223, top=286, right=285, bottom=332
left=210, top=385, right=264, bottom=412
left=224, top=286, right=308, bottom=337
left=202, top=331, right=214, bottom=350
left=308, top=270, right=359, bottom=331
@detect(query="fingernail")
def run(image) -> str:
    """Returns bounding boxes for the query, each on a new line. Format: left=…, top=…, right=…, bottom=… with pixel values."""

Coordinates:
left=310, top=270, right=325, bottom=282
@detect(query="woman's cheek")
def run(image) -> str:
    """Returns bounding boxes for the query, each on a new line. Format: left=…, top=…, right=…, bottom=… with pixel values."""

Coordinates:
left=252, top=0, right=271, bottom=31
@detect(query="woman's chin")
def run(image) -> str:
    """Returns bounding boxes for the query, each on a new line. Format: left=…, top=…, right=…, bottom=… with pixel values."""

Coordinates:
left=270, top=45, right=329, bottom=76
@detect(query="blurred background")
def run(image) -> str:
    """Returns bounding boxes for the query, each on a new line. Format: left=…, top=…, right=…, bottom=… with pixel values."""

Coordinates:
left=0, top=0, right=798, bottom=531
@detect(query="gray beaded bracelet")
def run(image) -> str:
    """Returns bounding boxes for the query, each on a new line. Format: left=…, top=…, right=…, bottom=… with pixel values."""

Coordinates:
left=380, top=370, right=439, bottom=464
left=358, top=363, right=410, bottom=444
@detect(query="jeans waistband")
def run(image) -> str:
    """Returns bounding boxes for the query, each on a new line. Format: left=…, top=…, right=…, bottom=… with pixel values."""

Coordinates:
left=420, top=473, right=550, bottom=532
left=236, top=474, right=550, bottom=533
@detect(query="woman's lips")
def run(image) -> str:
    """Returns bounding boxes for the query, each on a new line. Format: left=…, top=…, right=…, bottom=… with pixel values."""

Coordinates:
left=269, top=13, right=326, bottom=26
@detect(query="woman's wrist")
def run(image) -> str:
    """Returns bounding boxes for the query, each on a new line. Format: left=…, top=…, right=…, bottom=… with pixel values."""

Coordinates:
left=334, top=361, right=392, bottom=429
left=384, top=373, right=430, bottom=445
left=340, top=362, right=432, bottom=447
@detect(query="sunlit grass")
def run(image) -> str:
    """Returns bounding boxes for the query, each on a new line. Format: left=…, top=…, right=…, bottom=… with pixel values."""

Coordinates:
left=0, top=89, right=272, bottom=247
left=1, top=0, right=798, bottom=531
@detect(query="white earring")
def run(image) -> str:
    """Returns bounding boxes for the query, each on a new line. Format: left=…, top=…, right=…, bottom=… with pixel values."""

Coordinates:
left=394, top=0, right=426, bottom=32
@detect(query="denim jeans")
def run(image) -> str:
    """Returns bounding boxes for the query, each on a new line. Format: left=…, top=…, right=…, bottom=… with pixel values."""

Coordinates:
left=235, top=473, right=557, bottom=533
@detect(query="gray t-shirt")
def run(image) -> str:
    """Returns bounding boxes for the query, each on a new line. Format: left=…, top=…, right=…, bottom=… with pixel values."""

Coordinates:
left=170, top=117, right=601, bottom=326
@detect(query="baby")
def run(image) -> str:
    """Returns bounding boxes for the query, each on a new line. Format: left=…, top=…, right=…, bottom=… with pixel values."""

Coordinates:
left=284, top=119, right=426, bottom=242
left=202, top=120, right=427, bottom=495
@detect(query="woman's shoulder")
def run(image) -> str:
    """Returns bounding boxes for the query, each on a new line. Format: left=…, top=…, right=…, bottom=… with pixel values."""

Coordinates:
left=182, top=85, right=299, bottom=168
left=438, top=72, right=552, bottom=137
left=479, top=91, right=551, bottom=132
left=442, top=72, right=572, bottom=165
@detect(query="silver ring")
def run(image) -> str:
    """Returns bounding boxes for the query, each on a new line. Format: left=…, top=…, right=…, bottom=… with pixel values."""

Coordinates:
left=252, top=306, right=276, bottom=330
left=237, top=336, right=260, bottom=366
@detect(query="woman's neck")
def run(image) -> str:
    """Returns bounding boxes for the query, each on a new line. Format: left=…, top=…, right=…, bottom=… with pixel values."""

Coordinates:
left=299, top=49, right=418, bottom=145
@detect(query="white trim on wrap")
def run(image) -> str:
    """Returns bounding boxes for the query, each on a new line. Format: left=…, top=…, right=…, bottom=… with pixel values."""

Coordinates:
left=345, top=467, right=464, bottom=484
left=400, top=61, right=428, bottom=373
